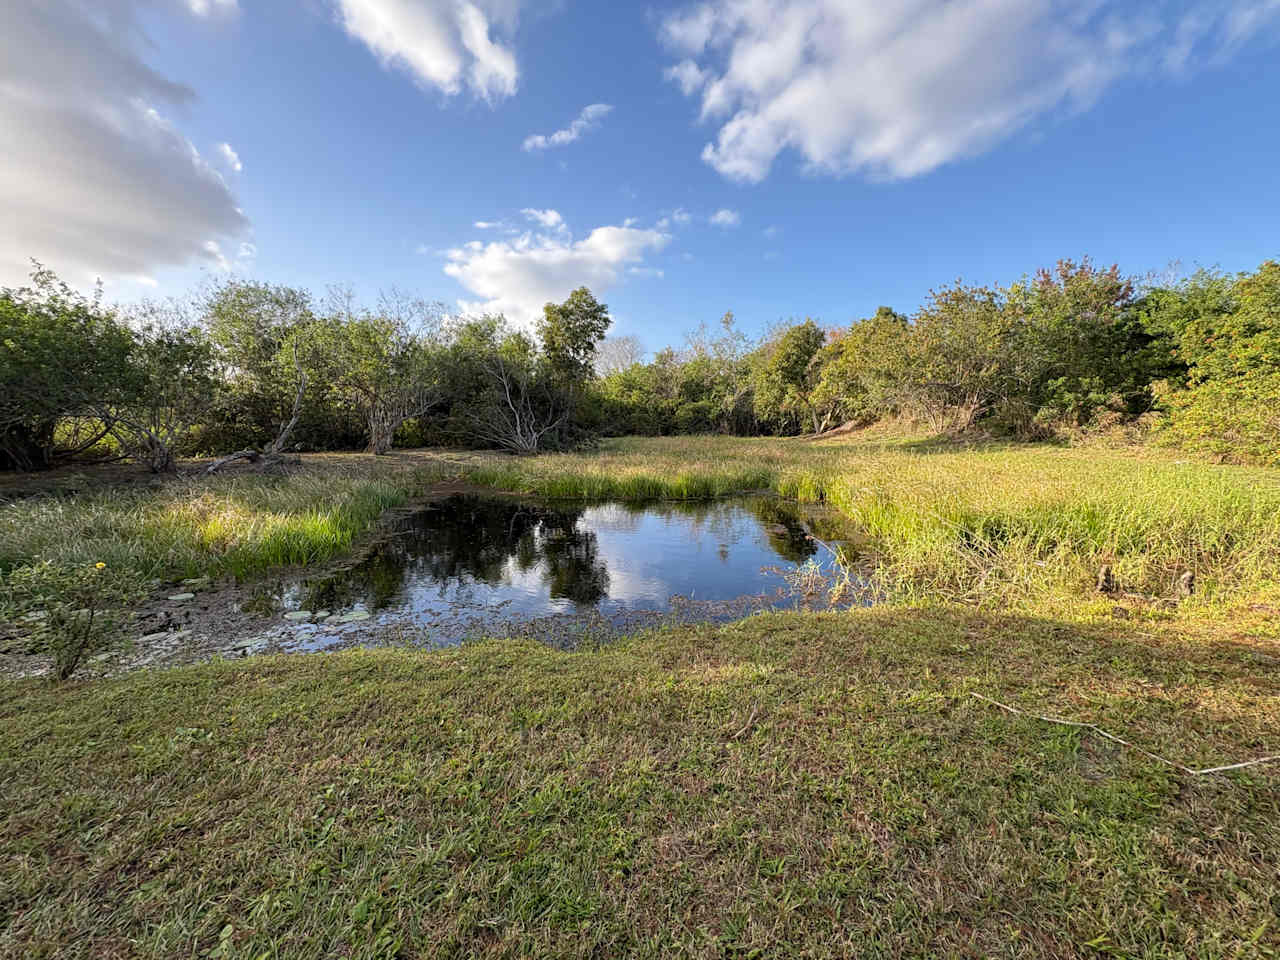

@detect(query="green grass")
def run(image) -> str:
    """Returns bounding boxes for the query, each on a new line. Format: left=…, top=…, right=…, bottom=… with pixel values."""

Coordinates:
left=0, top=460, right=448, bottom=618
left=3, top=605, right=1278, bottom=958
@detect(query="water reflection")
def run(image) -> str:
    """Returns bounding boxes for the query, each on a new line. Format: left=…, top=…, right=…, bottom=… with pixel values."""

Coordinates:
left=272, top=494, right=863, bottom=651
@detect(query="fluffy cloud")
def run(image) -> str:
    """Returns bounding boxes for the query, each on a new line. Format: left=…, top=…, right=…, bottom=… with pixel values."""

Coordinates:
left=522, top=103, right=614, bottom=151
left=217, top=142, right=243, bottom=172
left=443, top=217, right=671, bottom=323
left=333, top=0, right=521, bottom=101
left=0, top=1, right=249, bottom=287
left=709, top=208, right=741, bottom=227
left=661, top=0, right=1280, bottom=183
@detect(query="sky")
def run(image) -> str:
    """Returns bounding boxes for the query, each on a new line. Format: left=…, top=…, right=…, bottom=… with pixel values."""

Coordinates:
left=3, top=0, right=1280, bottom=348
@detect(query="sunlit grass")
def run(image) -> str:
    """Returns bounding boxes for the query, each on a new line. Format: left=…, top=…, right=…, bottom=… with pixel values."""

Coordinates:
left=5, top=436, right=1280, bottom=617
left=0, top=464, right=443, bottom=609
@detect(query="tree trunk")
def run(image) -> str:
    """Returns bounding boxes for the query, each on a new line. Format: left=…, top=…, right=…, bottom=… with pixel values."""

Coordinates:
left=367, top=417, right=396, bottom=455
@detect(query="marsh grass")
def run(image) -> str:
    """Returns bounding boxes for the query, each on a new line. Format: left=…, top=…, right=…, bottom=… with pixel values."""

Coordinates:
left=6, top=437, right=1280, bottom=620
left=459, top=436, right=1280, bottom=608
left=0, top=461, right=448, bottom=618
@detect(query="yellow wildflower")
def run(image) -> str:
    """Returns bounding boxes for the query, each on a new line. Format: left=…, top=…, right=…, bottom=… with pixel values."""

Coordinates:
left=94, top=562, right=106, bottom=569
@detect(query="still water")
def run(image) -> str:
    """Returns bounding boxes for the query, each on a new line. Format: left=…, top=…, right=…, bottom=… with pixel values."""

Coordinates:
left=264, top=494, right=866, bottom=651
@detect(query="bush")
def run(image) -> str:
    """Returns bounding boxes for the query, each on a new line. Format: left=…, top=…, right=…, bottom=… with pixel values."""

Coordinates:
left=3, top=561, right=144, bottom=681
left=1154, top=373, right=1280, bottom=465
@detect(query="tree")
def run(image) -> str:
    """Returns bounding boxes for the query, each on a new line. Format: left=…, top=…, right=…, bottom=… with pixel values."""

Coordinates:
left=108, top=300, right=218, bottom=472
left=322, top=291, right=447, bottom=455
left=539, top=287, right=611, bottom=384
left=1153, top=260, right=1280, bottom=463
left=594, top=334, right=645, bottom=377
left=903, top=283, right=1019, bottom=433
left=0, top=265, right=132, bottom=470
left=470, top=326, right=570, bottom=454
left=1005, top=258, right=1145, bottom=428
left=750, top=319, right=828, bottom=433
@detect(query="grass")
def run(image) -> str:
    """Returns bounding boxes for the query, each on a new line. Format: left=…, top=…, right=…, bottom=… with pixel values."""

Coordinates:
left=464, top=436, right=1280, bottom=609
left=2, top=605, right=1278, bottom=958
left=3, top=435, right=1280, bottom=956
left=0, top=458, right=451, bottom=619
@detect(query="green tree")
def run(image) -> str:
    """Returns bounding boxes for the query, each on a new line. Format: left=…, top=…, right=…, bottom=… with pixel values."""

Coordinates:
left=538, top=287, right=611, bottom=385
left=905, top=283, right=1017, bottom=432
left=0, top=265, right=132, bottom=470
left=750, top=319, right=828, bottom=433
left=321, top=292, right=447, bottom=455
left=810, top=306, right=910, bottom=428
left=108, top=301, right=218, bottom=472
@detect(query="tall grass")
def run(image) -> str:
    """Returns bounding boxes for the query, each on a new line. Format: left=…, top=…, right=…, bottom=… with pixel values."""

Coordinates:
left=459, top=436, right=1280, bottom=607
left=0, top=465, right=438, bottom=612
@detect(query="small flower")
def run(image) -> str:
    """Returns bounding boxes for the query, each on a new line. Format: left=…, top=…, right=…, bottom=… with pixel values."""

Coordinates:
left=94, top=562, right=106, bottom=569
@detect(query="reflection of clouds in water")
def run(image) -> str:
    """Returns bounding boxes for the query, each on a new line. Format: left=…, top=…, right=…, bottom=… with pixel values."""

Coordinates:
left=592, top=563, right=671, bottom=605
left=581, top=503, right=644, bottom=532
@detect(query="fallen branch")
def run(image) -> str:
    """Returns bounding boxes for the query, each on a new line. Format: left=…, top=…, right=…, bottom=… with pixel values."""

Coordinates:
left=971, top=692, right=1280, bottom=777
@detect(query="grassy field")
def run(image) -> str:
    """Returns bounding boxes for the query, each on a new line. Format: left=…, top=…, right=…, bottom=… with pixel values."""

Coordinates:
left=3, top=607, right=1279, bottom=958
left=3, top=435, right=1280, bottom=957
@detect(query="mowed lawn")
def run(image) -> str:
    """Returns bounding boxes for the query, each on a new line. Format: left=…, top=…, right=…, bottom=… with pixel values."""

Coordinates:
left=3, top=436, right=1280, bottom=957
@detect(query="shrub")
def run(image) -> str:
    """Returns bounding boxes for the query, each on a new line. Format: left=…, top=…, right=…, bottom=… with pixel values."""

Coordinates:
left=3, top=561, right=144, bottom=681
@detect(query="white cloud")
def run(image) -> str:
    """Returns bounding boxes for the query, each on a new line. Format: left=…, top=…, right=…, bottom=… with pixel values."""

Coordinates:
left=710, top=208, right=741, bottom=227
left=658, top=207, right=694, bottom=230
left=443, top=217, right=671, bottom=323
left=660, top=0, right=1280, bottom=183
left=521, top=208, right=563, bottom=229
left=522, top=103, right=614, bottom=151
left=217, top=141, right=242, bottom=172
left=664, top=59, right=708, bottom=95
left=628, top=266, right=665, bottom=279
left=333, top=0, right=521, bottom=101
left=187, top=0, right=238, bottom=15
left=0, top=1, right=249, bottom=287
left=203, top=240, right=231, bottom=272
left=474, top=220, right=499, bottom=229
left=762, top=225, right=779, bottom=237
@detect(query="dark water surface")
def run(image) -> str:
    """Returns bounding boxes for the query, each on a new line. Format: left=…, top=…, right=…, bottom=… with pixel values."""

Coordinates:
left=265, top=494, right=869, bottom=651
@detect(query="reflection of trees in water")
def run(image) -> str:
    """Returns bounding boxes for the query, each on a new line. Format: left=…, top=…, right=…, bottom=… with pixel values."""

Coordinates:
left=747, top=498, right=822, bottom=563
left=305, top=495, right=609, bottom=611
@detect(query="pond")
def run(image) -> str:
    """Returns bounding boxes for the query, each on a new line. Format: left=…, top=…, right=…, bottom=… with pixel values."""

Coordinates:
left=253, top=493, right=872, bottom=652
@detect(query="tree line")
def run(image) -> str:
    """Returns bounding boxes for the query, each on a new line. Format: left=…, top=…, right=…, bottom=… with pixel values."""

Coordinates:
left=3, top=256, right=1278, bottom=470
left=593, top=257, right=1280, bottom=463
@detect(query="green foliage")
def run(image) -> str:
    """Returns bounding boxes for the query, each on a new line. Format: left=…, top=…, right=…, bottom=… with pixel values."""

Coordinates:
left=109, top=306, right=219, bottom=472
left=0, top=265, right=132, bottom=469
left=1006, top=258, right=1146, bottom=429
left=1, top=560, right=143, bottom=681
left=317, top=293, right=447, bottom=455
left=1148, top=260, right=1280, bottom=463
left=201, top=279, right=364, bottom=453
left=538, top=286, right=611, bottom=384
left=749, top=319, right=828, bottom=433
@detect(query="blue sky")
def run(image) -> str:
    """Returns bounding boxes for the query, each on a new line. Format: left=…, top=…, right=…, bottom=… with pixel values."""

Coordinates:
left=4, top=1, right=1280, bottom=348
